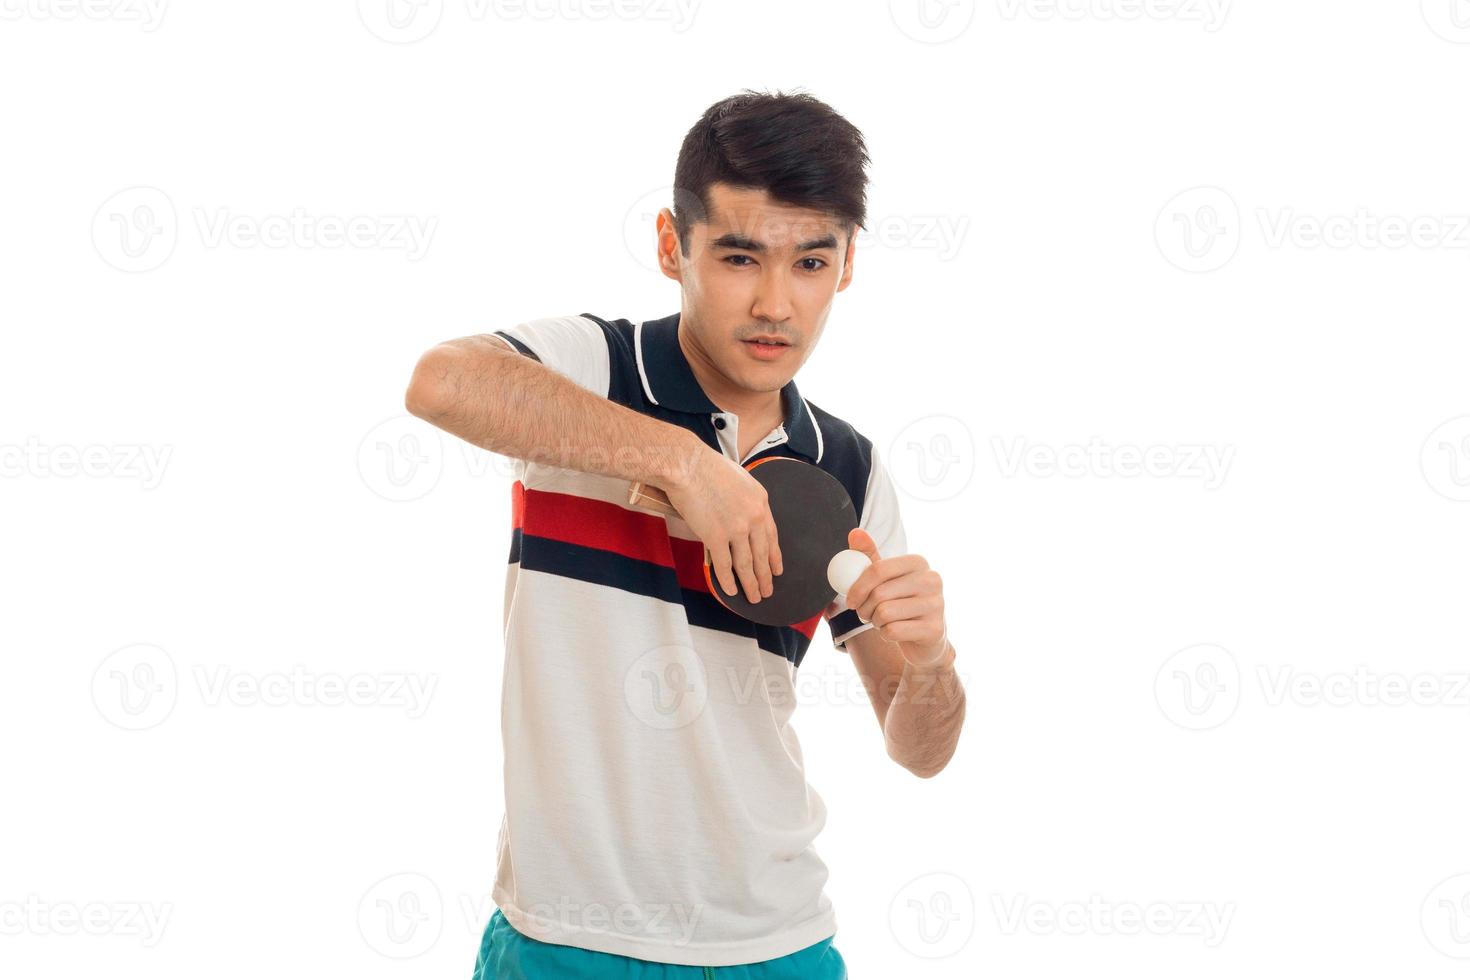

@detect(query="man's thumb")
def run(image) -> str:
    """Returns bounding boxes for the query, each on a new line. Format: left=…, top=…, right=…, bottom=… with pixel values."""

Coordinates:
left=847, top=526, right=880, bottom=561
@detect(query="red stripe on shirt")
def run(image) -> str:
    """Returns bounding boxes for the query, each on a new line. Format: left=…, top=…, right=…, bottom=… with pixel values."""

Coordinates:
left=512, top=482, right=825, bottom=631
left=513, top=482, right=676, bottom=566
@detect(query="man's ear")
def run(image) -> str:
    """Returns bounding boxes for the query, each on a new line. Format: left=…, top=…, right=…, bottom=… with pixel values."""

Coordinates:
left=835, top=228, right=857, bottom=292
left=655, top=208, right=684, bottom=283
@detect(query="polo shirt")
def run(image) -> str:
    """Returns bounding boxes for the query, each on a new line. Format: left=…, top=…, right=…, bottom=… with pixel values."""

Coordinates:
left=485, top=311, right=907, bottom=967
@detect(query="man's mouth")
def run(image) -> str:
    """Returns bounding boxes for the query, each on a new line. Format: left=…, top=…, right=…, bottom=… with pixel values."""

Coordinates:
left=742, top=336, right=793, bottom=360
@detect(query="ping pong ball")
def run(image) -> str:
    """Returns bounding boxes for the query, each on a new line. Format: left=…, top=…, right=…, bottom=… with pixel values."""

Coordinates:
left=827, top=549, right=871, bottom=597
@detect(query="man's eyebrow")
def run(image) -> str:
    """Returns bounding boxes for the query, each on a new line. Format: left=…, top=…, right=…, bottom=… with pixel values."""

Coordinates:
left=708, top=232, right=839, bottom=252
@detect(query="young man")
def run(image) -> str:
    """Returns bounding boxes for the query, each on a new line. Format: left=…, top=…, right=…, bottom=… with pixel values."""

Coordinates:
left=405, top=90, right=966, bottom=978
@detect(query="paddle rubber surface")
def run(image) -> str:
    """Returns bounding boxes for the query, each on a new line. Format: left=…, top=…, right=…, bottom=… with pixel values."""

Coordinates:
left=703, top=457, right=859, bottom=627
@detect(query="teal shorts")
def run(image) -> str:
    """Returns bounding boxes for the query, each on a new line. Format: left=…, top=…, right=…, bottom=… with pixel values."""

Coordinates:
left=471, top=909, right=847, bottom=979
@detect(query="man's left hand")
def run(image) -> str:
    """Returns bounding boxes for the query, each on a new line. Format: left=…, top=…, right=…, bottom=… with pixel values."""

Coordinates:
left=841, top=528, right=949, bottom=667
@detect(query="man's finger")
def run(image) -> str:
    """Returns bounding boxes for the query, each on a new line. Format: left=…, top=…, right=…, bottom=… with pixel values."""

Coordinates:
left=855, top=566, right=931, bottom=622
left=867, top=593, right=941, bottom=631
left=768, top=518, right=784, bottom=579
left=749, top=530, right=773, bottom=598
left=729, top=536, right=760, bottom=604
left=710, top=542, right=737, bottom=597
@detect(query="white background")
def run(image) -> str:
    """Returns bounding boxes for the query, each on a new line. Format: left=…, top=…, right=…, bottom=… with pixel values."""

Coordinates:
left=4, top=1, right=1470, bottom=977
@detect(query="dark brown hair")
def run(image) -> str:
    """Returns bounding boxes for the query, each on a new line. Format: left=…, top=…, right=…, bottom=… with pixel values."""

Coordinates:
left=671, top=89, right=870, bottom=256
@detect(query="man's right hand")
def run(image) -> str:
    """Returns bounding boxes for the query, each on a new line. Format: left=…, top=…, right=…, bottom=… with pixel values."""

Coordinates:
left=663, top=450, right=784, bottom=606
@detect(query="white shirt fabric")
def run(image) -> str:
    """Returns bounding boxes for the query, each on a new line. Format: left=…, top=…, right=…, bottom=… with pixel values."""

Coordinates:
left=482, top=312, right=906, bottom=966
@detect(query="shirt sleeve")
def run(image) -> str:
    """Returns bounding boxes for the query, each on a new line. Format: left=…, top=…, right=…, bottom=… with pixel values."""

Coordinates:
left=826, top=442, right=909, bottom=652
left=492, top=315, right=611, bottom=398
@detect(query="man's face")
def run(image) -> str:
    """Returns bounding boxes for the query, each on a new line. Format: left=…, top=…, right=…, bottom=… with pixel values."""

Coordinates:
left=656, top=182, right=856, bottom=394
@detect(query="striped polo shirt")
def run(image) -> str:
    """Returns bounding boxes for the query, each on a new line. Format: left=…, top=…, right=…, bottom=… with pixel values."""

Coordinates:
left=486, top=311, right=907, bottom=967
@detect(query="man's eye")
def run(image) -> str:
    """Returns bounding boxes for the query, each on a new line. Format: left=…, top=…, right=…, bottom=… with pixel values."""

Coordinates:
left=725, top=255, right=755, bottom=267
left=799, top=258, right=827, bottom=271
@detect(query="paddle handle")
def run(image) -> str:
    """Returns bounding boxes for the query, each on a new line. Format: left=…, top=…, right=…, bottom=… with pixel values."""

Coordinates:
left=628, top=481, right=680, bottom=517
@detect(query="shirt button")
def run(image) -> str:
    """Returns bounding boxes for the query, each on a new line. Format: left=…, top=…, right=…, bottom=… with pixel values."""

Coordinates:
left=713, top=417, right=727, bottom=430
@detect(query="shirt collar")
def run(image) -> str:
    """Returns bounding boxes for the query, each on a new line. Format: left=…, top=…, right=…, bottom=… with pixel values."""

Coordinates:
left=634, top=312, right=823, bottom=464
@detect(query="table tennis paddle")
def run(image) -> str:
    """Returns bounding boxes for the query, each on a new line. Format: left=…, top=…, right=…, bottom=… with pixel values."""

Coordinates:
left=628, top=456, right=865, bottom=627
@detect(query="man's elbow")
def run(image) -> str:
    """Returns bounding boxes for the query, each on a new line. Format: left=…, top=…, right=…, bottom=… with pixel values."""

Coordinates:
left=895, top=754, right=953, bottom=780
left=886, top=740, right=958, bottom=779
left=404, top=346, right=456, bottom=421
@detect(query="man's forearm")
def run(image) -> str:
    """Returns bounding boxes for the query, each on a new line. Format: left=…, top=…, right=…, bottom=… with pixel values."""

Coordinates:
left=883, top=639, right=964, bottom=778
left=405, top=335, right=703, bottom=489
